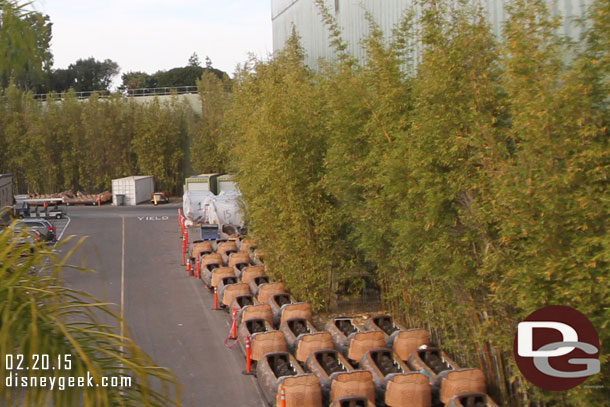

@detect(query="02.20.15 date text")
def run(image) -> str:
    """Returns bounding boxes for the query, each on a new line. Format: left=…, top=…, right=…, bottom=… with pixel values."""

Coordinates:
left=5, top=354, right=72, bottom=371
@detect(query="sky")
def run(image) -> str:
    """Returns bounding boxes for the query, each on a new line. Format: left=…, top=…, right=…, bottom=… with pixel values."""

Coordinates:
left=35, top=0, right=273, bottom=87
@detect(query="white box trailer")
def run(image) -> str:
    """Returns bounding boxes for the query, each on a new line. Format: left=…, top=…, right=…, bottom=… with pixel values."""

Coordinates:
left=112, top=176, right=154, bottom=206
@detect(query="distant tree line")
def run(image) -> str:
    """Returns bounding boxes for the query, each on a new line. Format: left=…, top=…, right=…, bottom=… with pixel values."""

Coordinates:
left=47, top=57, right=120, bottom=93
left=121, top=53, right=228, bottom=91
left=0, top=0, right=229, bottom=194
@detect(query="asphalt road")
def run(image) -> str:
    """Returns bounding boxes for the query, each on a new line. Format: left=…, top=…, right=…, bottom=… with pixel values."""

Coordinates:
left=57, top=203, right=265, bottom=407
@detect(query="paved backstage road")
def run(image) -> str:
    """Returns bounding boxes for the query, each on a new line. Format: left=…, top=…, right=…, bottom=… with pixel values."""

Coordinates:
left=57, top=202, right=265, bottom=407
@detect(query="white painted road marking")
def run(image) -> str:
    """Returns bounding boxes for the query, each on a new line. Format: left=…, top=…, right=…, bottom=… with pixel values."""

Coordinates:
left=137, top=216, right=169, bottom=221
left=120, top=216, right=125, bottom=352
left=54, top=216, right=71, bottom=244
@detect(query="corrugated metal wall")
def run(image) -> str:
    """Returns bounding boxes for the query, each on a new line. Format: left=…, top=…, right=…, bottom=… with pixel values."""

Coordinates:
left=272, top=0, right=334, bottom=66
left=271, top=0, right=594, bottom=68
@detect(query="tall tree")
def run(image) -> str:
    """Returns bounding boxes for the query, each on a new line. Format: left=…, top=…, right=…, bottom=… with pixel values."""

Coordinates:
left=48, top=67, right=75, bottom=93
left=225, top=32, right=352, bottom=309
left=190, top=71, right=230, bottom=174
left=69, top=57, right=119, bottom=92
left=120, top=71, right=157, bottom=91
left=132, top=97, right=188, bottom=194
left=487, top=1, right=610, bottom=403
left=0, top=0, right=53, bottom=91
left=187, top=52, right=200, bottom=67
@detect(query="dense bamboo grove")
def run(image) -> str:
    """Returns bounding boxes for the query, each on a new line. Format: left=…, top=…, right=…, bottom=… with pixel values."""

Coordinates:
left=0, top=89, right=192, bottom=194
left=222, top=1, right=609, bottom=406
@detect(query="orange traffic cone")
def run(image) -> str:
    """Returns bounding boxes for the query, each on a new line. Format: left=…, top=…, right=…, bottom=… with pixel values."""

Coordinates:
left=230, top=307, right=238, bottom=339
left=186, top=258, right=193, bottom=276
left=241, top=335, right=254, bottom=375
left=213, top=286, right=220, bottom=310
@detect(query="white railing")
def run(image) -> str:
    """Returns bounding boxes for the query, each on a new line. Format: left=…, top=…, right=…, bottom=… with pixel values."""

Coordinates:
left=33, top=86, right=199, bottom=101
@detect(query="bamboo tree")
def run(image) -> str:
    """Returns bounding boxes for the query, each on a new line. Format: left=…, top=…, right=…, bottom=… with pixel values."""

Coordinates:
left=225, top=32, right=351, bottom=310
left=43, top=90, right=86, bottom=191
left=487, top=0, right=610, bottom=404
left=1, top=84, right=30, bottom=192
left=132, top=96, right=187, bottom=194
left=320, top=7, right=417, bottom=312
left=21, top=96, right=49, bottom=192
left=379, top=0, right=510, bottom=399
left=79, top=94, right=109, bottom=191
left=0, top=88, right=5, bottom=171
left=96, top=95, right=138, bottom=182
left=191, top=71, right=231, bottom=174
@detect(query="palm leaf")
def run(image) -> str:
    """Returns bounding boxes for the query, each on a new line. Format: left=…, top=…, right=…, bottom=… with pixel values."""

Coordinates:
left=0, top=223, right=181, bottom=407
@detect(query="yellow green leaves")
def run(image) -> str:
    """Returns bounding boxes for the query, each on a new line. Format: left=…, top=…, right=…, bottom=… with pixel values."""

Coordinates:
left=191, top=71, right=231, bottom=174
left=223, top=33, right=345, bottom=311
left=222, top=1, right=608, bottom=405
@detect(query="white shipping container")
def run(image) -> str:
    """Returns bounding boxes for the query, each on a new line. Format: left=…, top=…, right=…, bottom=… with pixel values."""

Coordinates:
left=112, top=176, right=154, bottom=206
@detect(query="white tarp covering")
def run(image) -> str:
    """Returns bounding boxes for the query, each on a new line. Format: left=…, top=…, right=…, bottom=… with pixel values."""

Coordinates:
left=183, top=190, right=244, bottom=227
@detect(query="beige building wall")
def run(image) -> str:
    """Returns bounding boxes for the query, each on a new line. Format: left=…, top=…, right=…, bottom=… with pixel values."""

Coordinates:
left=0, top=174, right=14, bottom=210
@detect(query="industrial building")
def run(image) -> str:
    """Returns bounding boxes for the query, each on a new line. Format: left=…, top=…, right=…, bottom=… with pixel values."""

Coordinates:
left=272, top=0, right=593, bottom=69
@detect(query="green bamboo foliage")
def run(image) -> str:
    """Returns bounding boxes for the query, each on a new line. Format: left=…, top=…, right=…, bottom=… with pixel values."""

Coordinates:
left=131, top=96, right=188, bottom=195
left=1, top=85, right=31, bottom=192
left=362, top=0, right=511, bottom=399
left=585, top=0, right=610, bottom=106
left=226, top=1, right=608, bottom=405
left=190, top=71, right=230, bottom=174
left=484, top=0, right=610, bottom=404
left=0, top=90, right=190, bottom=194
left=44, top=91, right=86, bottom=191
left=0, top=226, right=181, bottom=407
left=224, top=33, right=354, bottom=310
left=21, top=97, right=48, bottom=192
left=320, top=8, right=416, bottom=309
